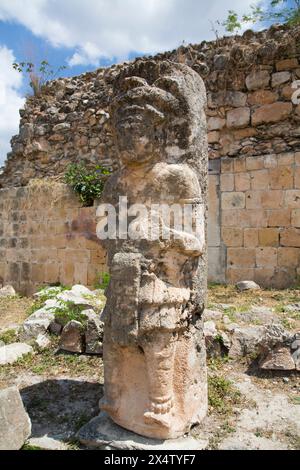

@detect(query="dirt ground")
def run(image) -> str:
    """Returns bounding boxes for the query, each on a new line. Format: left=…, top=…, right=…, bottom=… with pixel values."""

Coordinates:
left=0, top=285, right=299, bottom=450
left=0, top=296, right=34, bottom=330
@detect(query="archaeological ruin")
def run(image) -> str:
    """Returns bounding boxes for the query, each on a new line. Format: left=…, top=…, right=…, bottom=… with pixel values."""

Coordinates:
left=0, top=22, right=300, bottom=295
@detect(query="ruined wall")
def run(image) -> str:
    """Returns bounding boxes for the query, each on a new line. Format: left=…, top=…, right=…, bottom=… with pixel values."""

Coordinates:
left=0, top=183, right=106, bottom=295
left=211, top=152, right=300, bottom=288
left=0, top=23, right=300, bottom=289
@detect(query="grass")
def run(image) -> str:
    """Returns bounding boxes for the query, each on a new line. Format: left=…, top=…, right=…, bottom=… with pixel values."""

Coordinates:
left=208, top=421, right=236, bottom=450
left=208, top=283, right=300, bottom=310
left=208, top=374, right=243, bottom=416
left=0, top=338, right=104, bottom=389
left=22, top=443, right=44, bottom=451
left=208, top=283, right=300, bottom=330
left=0, top=296, right=35, bottom=331
left=290, top=396, right=300, bottom=405
left=207, top=356, right=230, bottom=371
left=0, top=328, right=19, bottom=345
left=93, top=272, right=110, bottom=291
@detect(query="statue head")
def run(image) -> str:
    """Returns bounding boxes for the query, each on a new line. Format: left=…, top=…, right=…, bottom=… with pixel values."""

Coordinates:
left=110, top=60, right=207, bottom=167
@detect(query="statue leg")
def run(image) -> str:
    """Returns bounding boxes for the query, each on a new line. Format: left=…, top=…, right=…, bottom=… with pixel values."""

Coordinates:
left=140, top=330, right=177, bottom=429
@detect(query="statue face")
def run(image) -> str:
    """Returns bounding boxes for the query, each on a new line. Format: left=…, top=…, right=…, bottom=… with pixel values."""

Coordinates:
left=111, top=76, right=180, bottom=165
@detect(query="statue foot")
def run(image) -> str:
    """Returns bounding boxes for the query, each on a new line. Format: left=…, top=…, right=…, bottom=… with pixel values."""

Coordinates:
left=143, top=411, right=172, bottom=429
left=143, top=397, right=174, bottom=428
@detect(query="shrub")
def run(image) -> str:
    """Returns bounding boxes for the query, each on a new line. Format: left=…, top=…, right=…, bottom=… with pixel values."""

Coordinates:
left=64, top=163, right=111, bottom=206
left=208, top=375, right=242, bottom=415
left=53, top=300, right=87, bottom=328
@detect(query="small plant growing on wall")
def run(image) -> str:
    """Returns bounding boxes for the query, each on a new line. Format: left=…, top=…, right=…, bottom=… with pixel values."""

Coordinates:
left=64, top=162, right=111, bottom=206
left=12, top=60, right=67, bottom=96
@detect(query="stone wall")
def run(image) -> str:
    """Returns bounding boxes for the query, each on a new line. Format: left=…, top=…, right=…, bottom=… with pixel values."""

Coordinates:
left=0, top=23, right=300, bottom=289
left=1, top=23, right=300, bottom=188
left=208, top=152, right=300, bottom=288
left=0, top=183, right=106, bottom=295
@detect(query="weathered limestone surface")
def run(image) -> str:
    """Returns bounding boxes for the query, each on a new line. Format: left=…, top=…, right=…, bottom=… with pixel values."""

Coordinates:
left=98, top=60, right=208, bottom=439
left=0, top=184, right=107, bottom=295
left=0, top=386, right=31, bottom=450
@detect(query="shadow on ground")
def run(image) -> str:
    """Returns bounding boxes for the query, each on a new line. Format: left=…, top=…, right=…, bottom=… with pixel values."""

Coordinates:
left=21, top=378, right=103, bottom=441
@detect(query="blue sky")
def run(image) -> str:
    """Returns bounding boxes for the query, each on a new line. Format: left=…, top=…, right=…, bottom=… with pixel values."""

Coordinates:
left=0, top=0, right=262, bottom=166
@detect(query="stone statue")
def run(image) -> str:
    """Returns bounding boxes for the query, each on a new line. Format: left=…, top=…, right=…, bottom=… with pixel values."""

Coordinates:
left=98, top=60, right=208, bottom=439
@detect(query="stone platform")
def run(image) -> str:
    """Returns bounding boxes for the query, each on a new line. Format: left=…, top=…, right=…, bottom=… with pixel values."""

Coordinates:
left=77, top=412, right=208, bottom=450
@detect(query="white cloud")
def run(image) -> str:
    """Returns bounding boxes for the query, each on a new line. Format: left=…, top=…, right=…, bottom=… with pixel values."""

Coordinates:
left=0, top=45, right=24, bottom=166
left=0, top=0, right=255, bottom=66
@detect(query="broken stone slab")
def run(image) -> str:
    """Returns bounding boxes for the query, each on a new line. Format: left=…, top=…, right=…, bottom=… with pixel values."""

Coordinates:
left=59, top=320, right=84, bottom=353
left=85, top=314, right=104, bottom=355
left=34, top=286, right=66, bottom=299
left=57, top=284, right=101, bottom=308
left=236, top=281, right=260, bottom=292
left=0, top=343, right=33, bottom=365
left=34, top=334, right=51, bottom=350
left=292, top=348, right=300, bottom=371
left=204, top=320, right=218, bottom=338
left=232, top=307, right=275, bottom=325
left=291, top=335, right=300, bottom=350
left=203, top=309, right=223, bottom=321
left=259, top=346, right=295, bottom=371
left=0, top=285, right=16, bottom=297
left=0, top=386, right=31, bottom=450
left=263, top=323, right=293, bottom=348
left=285, top=303, right=300, bottom=313
left=204, top=321, right=221, bottom=357
left=77, top=412, right=208, bottom=450
left=49, top=321, right=63, bottom=336
left=229, top=326, right=265, bottom=358
left=21, top=308, right=55, bottom=339
left=27, top=436, right=70, bottom=451
left=204, top=321, right=231, bottom=358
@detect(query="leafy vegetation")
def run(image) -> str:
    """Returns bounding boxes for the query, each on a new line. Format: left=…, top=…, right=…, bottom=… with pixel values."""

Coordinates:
left=12, top=60, right=67, bottom=96
left=222, top=1, right=300, bottom=34
left=26, top=285, right=69, bottom=316
left=52, top=300, right=88, bottom=328
left=64, top=162, right=111, bottom=206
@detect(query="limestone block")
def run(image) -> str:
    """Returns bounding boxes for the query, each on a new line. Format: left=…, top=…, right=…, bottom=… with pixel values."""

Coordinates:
left=276, top=59, right=298, bottom=71
left=271, top=71, right=291, bottom=88
left=252, top=102, right=292, bottom=126
left=59, top=320, right=84, bottom=353
left=227, top=107, right=250, bottom=129
left=0, top=386, right=31, bottom=450
left=221, top=192, right=245, bottom=210
left=0, top=343, right=33, bottom=365
left=280, top=228, right=300, bottom=247
left=246, top=70, right=270, bottom=91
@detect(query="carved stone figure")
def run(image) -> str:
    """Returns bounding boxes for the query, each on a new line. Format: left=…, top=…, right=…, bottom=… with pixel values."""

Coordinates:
left=99, top=60, right=208, bottom=439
